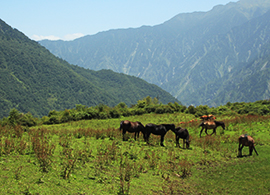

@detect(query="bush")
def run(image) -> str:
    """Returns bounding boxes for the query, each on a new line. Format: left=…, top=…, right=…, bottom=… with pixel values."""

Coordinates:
left=186, top=105, right=196, bottom=114
left=109, top=108, right=121, bottom=118
left=154, top=105, right=174, bottom=114
left=19, top=112, right=37, bottom=127
left=131, top=108, right=146, bottom=115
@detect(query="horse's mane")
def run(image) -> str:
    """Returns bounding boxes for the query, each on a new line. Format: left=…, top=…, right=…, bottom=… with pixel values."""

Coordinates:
left=136, top=121, right=144, bottom=127
left=214, top=120, right=224, bottom=125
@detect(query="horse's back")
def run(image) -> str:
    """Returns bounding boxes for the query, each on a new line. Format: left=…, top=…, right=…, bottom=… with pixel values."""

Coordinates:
left=161, top=123, right=175, bottom=131
left=145, top=123, right=166, bottom=135
left=203, top=121, right=216, bottom=129
left=175, top=127, right=189, bottom=137
left=239, top=134, right=255, bottom=146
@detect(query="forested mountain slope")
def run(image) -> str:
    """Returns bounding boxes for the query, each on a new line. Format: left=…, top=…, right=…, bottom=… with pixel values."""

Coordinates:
left=0, top=19, right=179, bottom=118
left=40, top=0, right=270, bottom=106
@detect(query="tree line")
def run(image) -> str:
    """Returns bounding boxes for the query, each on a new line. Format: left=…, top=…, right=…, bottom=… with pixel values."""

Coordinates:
left=1, top=96, right=270, bottom=128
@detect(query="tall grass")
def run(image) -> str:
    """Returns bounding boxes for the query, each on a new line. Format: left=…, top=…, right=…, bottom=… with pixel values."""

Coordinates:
left=0, top=114, right=269, bottom=194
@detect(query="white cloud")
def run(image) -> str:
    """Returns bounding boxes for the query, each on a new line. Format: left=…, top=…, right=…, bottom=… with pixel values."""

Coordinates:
left=31, top=35, right=61, bottom=41
left=64, top=33, right=84, bottom=41
left=31, top=33, right=84, bottom=41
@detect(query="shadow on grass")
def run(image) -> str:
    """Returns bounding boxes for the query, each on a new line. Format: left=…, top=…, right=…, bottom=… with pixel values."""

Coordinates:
left=237, top=154, right=251, bottom=158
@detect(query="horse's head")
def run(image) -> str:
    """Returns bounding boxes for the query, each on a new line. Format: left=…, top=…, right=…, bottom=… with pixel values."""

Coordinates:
left=120, top=121, right=124, bottom=131
left=220, top=122, right=225, bottom=129
left=164, top=124, right=175, bottom=132
left=186, top=140, right=190, bottom=149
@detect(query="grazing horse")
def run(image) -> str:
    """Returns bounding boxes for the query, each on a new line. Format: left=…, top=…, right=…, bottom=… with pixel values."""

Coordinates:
left=144, top=123, right=175, bottom=146
left=238, top=134, right=258, bottom=156
left=172, top=127, right=190, bottom=148
left=199, top=120, right=225, bottom=137
left=200, top=114, right=216, bottom=121
left=119, top=120, right=145, bottom=141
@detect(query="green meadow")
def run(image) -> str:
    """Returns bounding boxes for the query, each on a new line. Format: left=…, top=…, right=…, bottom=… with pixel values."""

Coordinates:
left=0, top=113, right=270, bottom=194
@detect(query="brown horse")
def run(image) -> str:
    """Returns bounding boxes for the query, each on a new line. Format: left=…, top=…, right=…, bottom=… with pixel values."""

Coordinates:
left=238, top=134, right=258, bottom=156
left=172, top=127, right=190, bottom=148
left=119, top=120, right=145, bottom=141
left=199, top=120, right=225, bottom=137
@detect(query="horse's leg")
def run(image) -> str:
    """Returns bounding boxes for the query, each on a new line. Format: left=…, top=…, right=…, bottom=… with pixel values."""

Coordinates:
left=134, top=132, right=137, bottom=141
left=183, top=138, right=185, bottom=148
left=205, top=128, right=209, bottom=135
left=200, top=127, right=204, bottom=138
left=249, top=144, right=253, bottom=155
left=122, top=130, right=126, bottom=141
left=160, top=135, right=165, bottom=147
left=253, top=145, right=259, bottom=155
left=238, top=142, right=241, bottom=156
left=210, top=128, right=216, bottom=136
left=146, top=133, right=151, bottom=144
left=176, top=136, right=179, bottom=147
left=143, top=132, right=147, bottom=142
left=239, top=144, right=244, bottom=156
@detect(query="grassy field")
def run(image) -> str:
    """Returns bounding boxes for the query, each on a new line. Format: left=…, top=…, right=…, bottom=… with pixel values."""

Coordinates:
left=0, top=113, right=269, bottom=194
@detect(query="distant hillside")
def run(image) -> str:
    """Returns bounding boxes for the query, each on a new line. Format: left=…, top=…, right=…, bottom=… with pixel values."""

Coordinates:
left=40, top=0, right=270, bottom=106
left=0, top=19, right=179, bottom=118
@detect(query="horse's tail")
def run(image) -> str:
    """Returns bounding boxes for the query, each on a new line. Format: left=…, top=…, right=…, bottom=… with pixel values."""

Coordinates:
left=198, top=122, right=204, bottom=127
left=186, top=129, right=190, bottom=142
left=185, top=129, right=190, bottom=148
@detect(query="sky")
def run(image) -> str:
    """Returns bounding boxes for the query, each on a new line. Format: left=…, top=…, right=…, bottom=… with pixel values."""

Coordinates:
left=1, top=0, right=238, bottom=41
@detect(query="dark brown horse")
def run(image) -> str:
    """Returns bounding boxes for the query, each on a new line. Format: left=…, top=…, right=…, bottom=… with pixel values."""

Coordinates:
left=144, top=123, right=175, bottom=146
left=238, top=134, right=258, bottom=156
left=119, top=120, right=145, bottom=141
left=199, top=120, right=225, bottom=137
left=172, top=127, right=190, bottom=148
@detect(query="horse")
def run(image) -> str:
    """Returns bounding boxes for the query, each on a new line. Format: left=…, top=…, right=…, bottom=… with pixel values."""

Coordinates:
left=238, top=134, right=258, bottom=156
left=144, top=123, right=175, bottom=146
left=119, top=120, right=145, bottom=141
left=200, top=114, right=216, bottom=121
left=199, top=120, right=225, bottom=137
left=172, top=127, right=190, bottom=148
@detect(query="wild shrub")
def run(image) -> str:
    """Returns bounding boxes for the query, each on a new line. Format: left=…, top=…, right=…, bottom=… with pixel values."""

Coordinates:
left=73, top=128, right=86, bottom=139
left=60, top=147, right=80, bottom=179
left=31, top=129, right=56, bottom=172
left=118, top=155, right=134, bottom=195
left=59, top=132, right=73, bottom=148
left=13, top=125, right=24, bottom=138
left=177, top=158, right=192, bottom=178
left=14, top=166, right=23, bottom=180
left=17, top=138, right=28, bottom=155
left=195, top=136, right=221, bottom=152
left=145, top=150, right=159, bottom=169
left=95, top=129, right=107, bottom=139
left=1, top=137, right=16, bottom=155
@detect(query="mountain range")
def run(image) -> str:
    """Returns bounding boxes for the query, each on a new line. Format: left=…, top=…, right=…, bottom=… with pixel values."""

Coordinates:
left=39, top=0, right=270, bottom=106
left=0, top=19, right=178, bottom=118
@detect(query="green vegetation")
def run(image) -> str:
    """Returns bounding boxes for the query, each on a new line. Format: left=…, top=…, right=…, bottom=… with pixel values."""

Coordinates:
left=0, top=19, right=178, bottom=119
left=0, top=111, right=270, bottom=194
left=1, top=97, right=270, bottom=128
